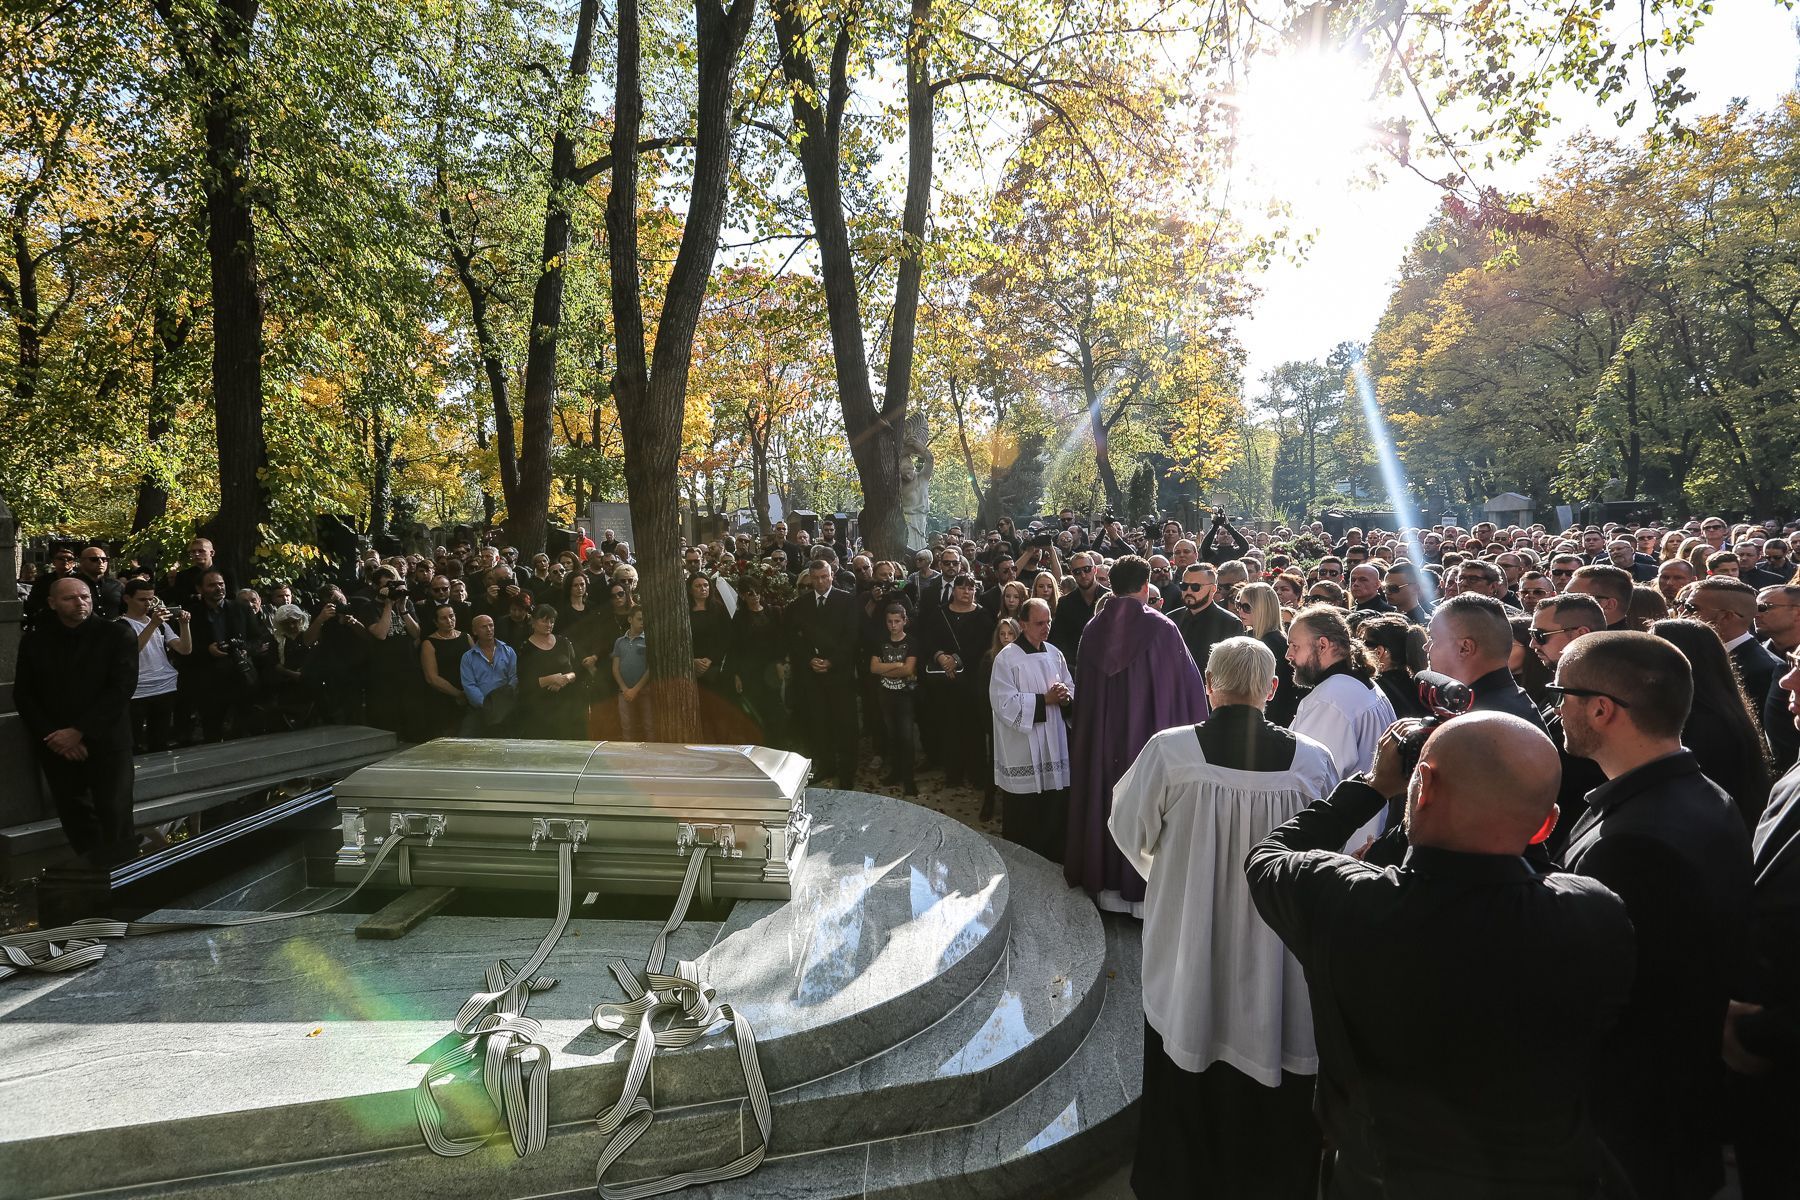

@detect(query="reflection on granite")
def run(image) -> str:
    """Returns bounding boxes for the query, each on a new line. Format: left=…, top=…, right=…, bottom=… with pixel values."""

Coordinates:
left=0, top=790, right=1014, bottom=1198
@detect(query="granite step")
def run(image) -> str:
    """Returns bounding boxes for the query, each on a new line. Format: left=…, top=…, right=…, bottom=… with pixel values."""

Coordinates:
left=97, top=840, right=1106, bottom=1200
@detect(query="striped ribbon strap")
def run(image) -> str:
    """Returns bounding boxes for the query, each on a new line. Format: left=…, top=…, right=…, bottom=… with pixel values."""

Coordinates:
left=589, top=846, right=772, bottom=1200
left=413, top=839, right=574, bottom=1159
left=0, top=833, right=415, bottom=982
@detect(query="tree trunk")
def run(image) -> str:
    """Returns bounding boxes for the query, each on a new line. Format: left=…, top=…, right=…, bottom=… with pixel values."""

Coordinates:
left=609, top=0, right=755, bottom=741
left=131, top=297, right=192, bottom=532
left=438, top=180, right=522, bottom=513
left=369, top=405, right=395, bottom=537
left=773, top=0, right=924, bottom=560
left=154, top=0, right=269, bottom=582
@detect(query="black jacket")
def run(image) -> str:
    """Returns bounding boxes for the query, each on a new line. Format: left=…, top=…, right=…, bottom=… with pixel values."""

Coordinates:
left=1049, top=585, right=1108, bottom=668
left=1739, top=763, right=1800, bottom=1066
left=1561, top=750, right=1754, bottom=1200
left=15, top=616, right=139, bottom=749
left=786, top=587, right=860, bottom=682
left=1247, top=781, right=1636, bottom=1199
left=1469, top=666, right=1549, bottom=732
left=1199, top=521, right=1249, bottom=564
left=1732, top=637, right=1784, bottom=718
left=1762, top=662, right=1798, bottom=772
left=1171, top=600, right=1244, bottom=675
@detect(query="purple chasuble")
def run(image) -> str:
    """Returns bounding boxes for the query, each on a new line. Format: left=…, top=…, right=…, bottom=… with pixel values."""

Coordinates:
left=1064, top=594, right=1209, bottom=902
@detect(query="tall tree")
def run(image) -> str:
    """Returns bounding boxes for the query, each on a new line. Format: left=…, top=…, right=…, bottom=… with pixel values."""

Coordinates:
left=608, top=0, right=756, bottom=739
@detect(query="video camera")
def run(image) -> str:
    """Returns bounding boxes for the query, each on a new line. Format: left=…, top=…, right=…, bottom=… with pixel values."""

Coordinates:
left=1395, top=670, right=1474, bottom=775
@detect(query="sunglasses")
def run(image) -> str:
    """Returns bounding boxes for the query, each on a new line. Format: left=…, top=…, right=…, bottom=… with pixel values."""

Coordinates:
left=1545, top=684, right=1631, bottom=708
left=1179, top=583, right=1205, bottom=592
left=1528, top=626, right=1571, bottom=644
left=1073, top=566, right=1094, bottom=575
left=1317, top=568, right=1342, bottom=577
left=1757, top=602, right=1794, bottom=613
left=1551, top=569, right=1575, bottom=577
left=1382, top=583, right=1408, bottom=594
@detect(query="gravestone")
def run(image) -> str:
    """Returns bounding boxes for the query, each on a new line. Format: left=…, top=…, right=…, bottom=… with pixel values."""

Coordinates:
left=0, top=492, right=46, bottom=826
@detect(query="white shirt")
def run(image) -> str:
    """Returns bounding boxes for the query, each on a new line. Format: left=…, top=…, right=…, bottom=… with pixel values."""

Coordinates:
left=1109, top=723, right=1339, bottom=1081
left=989, top=639, right=1074, bottom=793
left=1291, top=670, right=1396, bottom=848
left=122, top=615, right=180, bottom=698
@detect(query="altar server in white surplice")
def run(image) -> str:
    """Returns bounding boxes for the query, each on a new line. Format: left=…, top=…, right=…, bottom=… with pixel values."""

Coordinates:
left=1109, top=635, right=1338, bottom=1200
left=989, top=598, right=1074, bottom=863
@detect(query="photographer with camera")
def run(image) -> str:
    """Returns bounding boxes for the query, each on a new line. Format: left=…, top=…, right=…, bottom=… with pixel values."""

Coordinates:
left=1246, top=712, right=1637, bottom=1200
left=177, top=568, right=267, bottom=743
left=1200, top=508, right=1250, bottom=565
left=120, top=579, right=192, bottom=753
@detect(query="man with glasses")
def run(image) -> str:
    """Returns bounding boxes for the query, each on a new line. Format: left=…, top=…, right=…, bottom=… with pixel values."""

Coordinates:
left=1548, top=553, right=1585, bottom=592
left=1529, top=594, right=1608, bottom=853
left=1171, top=564, right=1243, bottom=675
left=1381, top=563, right=1432, bottom=625
left=1517, top=571, right=1555, bottom=609
left=1685, top=578, right=1784, bottom=708
left=1051, top=552, right=1110, bottom=671
left=67, top=543, right=122, bottom=621
left=1556, top=632, right=1753, bottom=1200
left=1315, top=556, right=1345, bottom=585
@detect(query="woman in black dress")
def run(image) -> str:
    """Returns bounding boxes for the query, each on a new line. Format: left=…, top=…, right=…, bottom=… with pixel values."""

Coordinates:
left=688, top=575, right=731, bottom=696
left=418, top=604, right=471, bottom=737
left=515, top=603, right=585, bottom=739
left=732, top=584, right=785, bottom=743
left=924, top=574, right=996, bottom=787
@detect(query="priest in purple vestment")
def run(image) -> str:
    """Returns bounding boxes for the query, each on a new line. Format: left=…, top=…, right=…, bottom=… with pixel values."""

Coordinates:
left=1066, top=554, right=1209, bottom=915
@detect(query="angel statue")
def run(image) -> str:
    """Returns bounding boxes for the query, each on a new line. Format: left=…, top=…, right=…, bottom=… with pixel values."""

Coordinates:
left=899, top=433, right=934, bottom=551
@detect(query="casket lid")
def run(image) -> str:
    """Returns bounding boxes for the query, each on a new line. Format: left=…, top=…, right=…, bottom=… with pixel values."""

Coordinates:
left=335, top=739, right=808, bottom=814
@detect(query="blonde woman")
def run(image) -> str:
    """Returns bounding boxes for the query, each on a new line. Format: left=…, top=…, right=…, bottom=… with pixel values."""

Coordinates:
left=1233, top=582, right=1298, bottom=725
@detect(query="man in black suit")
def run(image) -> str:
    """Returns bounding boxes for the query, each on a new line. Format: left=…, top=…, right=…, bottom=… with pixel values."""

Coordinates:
left=1170, top=563, right=1242, bottom=672
left=1247, top=712, right=1636, bottom=1199
left=1530, top=593, right=1609, bottom=857
left=1755, top=585, right=1800, bottom=771
left=179, top=568, right=266, bottom=742
left=14, top=575, right=140, bottom=865
left=1050, top=552, right=1109, bottom=670
left=1426, top=593, right=1547, bottom=732
left=1556, top=632, right=1755, bottom=1200
left=1729, top=647, right=1800, bottom=1198
left=1687, top=577, right=1783, bottom=707
left=788, top=559, right=860, bottom=788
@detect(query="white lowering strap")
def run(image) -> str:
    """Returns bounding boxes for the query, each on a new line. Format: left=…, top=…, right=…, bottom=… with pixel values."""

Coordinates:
left=588, top=846, right=771, bottom=1200
left=412, top=839, right=575, bottom=1158
left=0, top=832, right=416, bottom=981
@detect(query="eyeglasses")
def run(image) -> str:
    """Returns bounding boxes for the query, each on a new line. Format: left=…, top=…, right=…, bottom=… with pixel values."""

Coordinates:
left=1179, top=583, right=1205, bottom=592
left=1382, top=583, right=1408, bottom=594
left=1545, top=684, right=1631, bottom=708
left=1528, top=626, right=1571, bottom=644
left=1307, top=592, right=1333, bottom=602
left=1317, top=568, right=1342, bottom=578
left=1703, top=524, right=1727, bottom=531
left=1551, top=568, right=1575, bottom=577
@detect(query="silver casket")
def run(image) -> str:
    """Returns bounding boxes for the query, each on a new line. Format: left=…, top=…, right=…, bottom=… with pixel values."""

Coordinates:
left=332, top=739, right=812, bottom=901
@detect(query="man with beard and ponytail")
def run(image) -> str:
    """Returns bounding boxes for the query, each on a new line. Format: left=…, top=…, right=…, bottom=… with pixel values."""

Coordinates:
left=1556, top=631, right=1753, bottom=1200
left=1287, top=604, right=1397, bottom=851
left=1065, top=555, right=1208, bottom=917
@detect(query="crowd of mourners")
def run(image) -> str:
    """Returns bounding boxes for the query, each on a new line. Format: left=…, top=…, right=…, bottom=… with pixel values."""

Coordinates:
left=15, top=502, right=1800, bottom=1200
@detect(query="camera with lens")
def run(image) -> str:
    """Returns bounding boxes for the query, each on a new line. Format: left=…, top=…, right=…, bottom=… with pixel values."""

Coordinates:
left=1028, top=530, right=1055, bottom=549
left=1396, top=670, right=1474, bottom=775
left=1211, top=507, right=1228, bottom=527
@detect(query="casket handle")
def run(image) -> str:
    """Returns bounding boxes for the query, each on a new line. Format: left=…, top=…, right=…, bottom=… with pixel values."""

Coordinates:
left=677, top=822, right=741, bottom=858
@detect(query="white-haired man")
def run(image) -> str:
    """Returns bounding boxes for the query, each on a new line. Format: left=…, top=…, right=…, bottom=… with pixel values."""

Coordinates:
left=1111, top=636, right=1338, bottom=1198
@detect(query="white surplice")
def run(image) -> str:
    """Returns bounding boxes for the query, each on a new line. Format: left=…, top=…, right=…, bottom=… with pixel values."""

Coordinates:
left=1109, top=724, right=1339, bottom=1083
left=1291, top=670, right=1396, bottom=849
left=989, top=639, right=1074, bottom=793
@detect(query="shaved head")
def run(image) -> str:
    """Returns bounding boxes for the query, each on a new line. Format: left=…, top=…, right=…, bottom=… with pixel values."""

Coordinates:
left=1408, top=712, right=1562, bottom=853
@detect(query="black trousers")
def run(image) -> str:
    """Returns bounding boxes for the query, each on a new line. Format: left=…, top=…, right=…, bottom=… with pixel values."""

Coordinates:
left=876, top=689, right=916, bottom=785
left=793, top=671, right=856, bottom=786
left=37, top=741, right=136, bottom=866
left=1132, top=1021, right=1320, bottom=1200
left=131, top=691, right=177, bottom=754
left=1001, top=786, right=1067, bottom=864
left=1732, top=1068, right=1800, bottom=1199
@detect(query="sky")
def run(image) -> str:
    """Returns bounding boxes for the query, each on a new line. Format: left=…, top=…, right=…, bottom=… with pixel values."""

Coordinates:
left=1232, top=3, right=1800, bottom=394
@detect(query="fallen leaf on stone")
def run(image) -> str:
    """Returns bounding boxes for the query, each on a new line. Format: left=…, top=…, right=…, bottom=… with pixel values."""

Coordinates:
left=306, top=1027, right=324, bottom=1038
left=1106, top=970, right=1117, bottom=980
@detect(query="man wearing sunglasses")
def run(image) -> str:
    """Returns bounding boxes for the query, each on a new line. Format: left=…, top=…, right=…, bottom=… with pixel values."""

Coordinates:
left=1548, top=553, right=1585, bottom=592
left=1756, top=587, right=1800, bottom=771
left=1685, top=577, right=1783, bottom=708
left=1556, top=632, right=1753, bottom=1200
left=1050, top=552, right=1109, bottom=672
left=1380, top=563, right=1432, bottom=626
left=1529, top=594, right=1608, bottom=856
left=1171, top=563, right=1243, bottom=675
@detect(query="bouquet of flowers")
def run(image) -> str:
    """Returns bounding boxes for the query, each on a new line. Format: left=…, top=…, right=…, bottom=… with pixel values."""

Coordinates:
left=727, top=558, right=798, bottom=608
